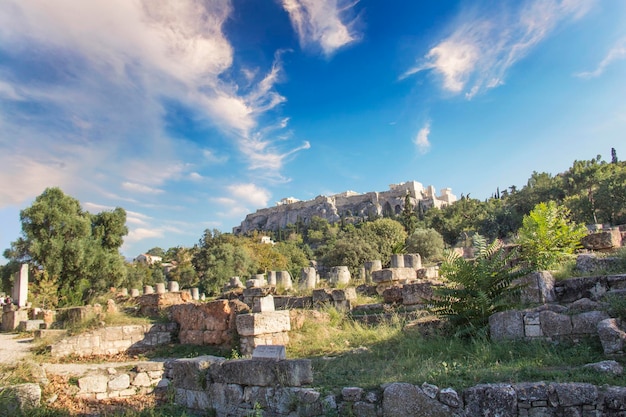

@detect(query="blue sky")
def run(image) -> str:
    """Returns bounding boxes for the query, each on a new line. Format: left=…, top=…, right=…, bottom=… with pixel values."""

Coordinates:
left=1, top=0, right=625, bottom=262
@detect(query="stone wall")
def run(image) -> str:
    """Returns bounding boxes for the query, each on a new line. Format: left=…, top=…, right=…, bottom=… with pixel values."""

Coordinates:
left=162, top=355, right=626, bottom=417
left=48, top=323, right=177, bottom=357
left=554, top=274, right=626, bottom=303
left=168, top=299, right=249, bottom=346
left=73, top=362, right=167, bottom=401
left=490, top=302, right=610, bottom=342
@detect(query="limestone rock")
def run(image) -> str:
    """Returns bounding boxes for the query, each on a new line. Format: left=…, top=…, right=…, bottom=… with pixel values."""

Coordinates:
left=551, top=382, right=598, bottom=407
left=382, top=382, right=451, bottom=417
left=583, top=360, right=624, bottom=375
left=598, top=318, right=626, bottom=355
left=209, top=359, right=313, bottom=387
left=539, top=310, right=572, bottom=337
left=581, top=229, right=622, bottom=250
left=464, top=383, right=516, bottom=417
left=0, top=383, right=41, bottom=412
left=489, top=310, right=524, bottom=341
left=571, top=310, right=610, bottom=334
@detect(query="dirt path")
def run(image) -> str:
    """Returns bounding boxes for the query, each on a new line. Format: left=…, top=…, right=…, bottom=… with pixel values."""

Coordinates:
left=0, top=332, right=34, bottom=364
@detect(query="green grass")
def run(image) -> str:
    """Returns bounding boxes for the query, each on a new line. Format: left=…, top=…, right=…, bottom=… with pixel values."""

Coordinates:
left=288, top=307, right=626, bottom=394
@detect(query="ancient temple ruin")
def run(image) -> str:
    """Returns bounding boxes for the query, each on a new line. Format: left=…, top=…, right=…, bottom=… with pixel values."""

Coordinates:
left=233, top=181, right=456, bottom=234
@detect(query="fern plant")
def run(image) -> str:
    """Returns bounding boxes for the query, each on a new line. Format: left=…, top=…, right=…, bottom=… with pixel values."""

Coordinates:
left=430, top=235, right=528, bottom=337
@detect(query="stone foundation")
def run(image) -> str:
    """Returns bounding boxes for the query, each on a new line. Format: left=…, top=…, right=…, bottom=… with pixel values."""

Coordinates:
left=47, top=323, right=177, bottom=357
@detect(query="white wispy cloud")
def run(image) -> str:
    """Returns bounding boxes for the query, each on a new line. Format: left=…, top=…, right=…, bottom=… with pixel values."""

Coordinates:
left=227, top=183, right=271, bottom=207
left=404, top=0, right=595, bottom=98
left=121, top=182, right=165, bottom=195
left=575, top=37, right=626, bottom=79
left=414, top=122, right=432, bottom=154
left=281, top=0, right=360, bottom=56
left=0, top=0, right=308, bottom=208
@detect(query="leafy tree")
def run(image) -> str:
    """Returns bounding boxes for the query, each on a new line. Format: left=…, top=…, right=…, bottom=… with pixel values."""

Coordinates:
left=431, top=236, right=528, bottom=337
left=361, top=218, right=407, bottom=266
left=3, top=187, right=128, bottom=306
left=146, top=247, right=166, bottom=258
left=165, top=246, right=199, bottom=289
left=192, top=229, right=256, bottom=295
left=405, top=228, right=445, bottom=263
left=516, top=201, right=587, bottom=271
left=400, top=193, right=419, bottom=235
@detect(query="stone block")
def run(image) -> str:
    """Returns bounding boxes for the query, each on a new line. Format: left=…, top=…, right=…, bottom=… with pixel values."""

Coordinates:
left=403, top=253, right=422, bottom=269
left=382, top=383, right=451, bottom=417
left=300, top=267, right=317, bottom=290
left=329, top=266, right=351, bottom=285
left=551, top=382, right=598, bottom=407
left=372, top=268, right=417, bottom=283
left=275, top=271, right=293, bottom=289
left=167, top=356, right=225, bottom=391
left=604, top=386, right=626, bottom=410
left=598, top=318, right=626, bottom=355
left=331, top=288, right=356, bottom=301
left=209, top=359, right=313, bottom=387
left=515, top=271, right=556, bottom=304
left=556, top=276, right=608, bottom=303
left=253, top=295, right=275, bottom=313
left=236, top=311, right=291, bottom=336
left=342, top=386, right=364, bottom=402
left=17, top=320, right=45, bottom=332
left=108, top=374, right=130, bottom=391
left=489, top=310, right=524, bottom=341
left=390, top=254, right=405, bottom=268
left=2, top=309, right=29, bottom=331
left=401, top=282, right=434, bottom=305
left=78, top=375, right=108, bottom=393
left=540, top=310, right=573, bottom=337
left=581, top=229, right=622, bottom=251
left=464, top=384, right=517, bottom=417
left=0, top=383, right=41, bottom=413
left=382, top=285, right=403, bottom=304
left=252, top=345, right=286, bottom=360
left=312, top=289, right=333, bottom=303
left=572, top=311, right=610, bottom=334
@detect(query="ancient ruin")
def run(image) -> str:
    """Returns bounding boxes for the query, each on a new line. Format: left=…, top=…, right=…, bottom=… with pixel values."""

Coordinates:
left=233, top=181, right=457, bottom=234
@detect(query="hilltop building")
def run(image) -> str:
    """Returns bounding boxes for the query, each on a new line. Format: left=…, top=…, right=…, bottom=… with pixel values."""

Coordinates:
left=233, top=181, right=456, bottom=235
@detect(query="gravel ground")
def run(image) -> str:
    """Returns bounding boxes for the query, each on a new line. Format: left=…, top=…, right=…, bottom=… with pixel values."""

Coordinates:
left=0, top=333, right=33, bottom=364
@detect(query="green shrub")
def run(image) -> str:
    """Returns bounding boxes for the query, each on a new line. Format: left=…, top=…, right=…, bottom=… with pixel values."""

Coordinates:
left=516, top=201, right=587, bottom=271
left=430, top=236, right=528, bottom=337
left=405, top=228, right=445, bottom=263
